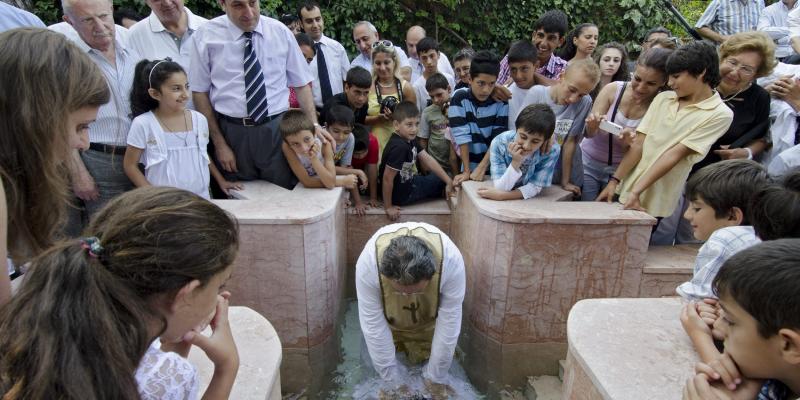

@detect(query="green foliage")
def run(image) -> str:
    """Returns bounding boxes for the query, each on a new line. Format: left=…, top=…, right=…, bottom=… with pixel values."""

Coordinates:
left=32, top=0, right=712, bottom=59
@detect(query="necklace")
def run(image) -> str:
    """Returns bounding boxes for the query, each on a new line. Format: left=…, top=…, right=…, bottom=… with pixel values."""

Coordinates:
left=156, top=109, right=192, bottom=146
left=720, top=82, right=751, bottom=107
left=377, top=79, right=395, bottom=88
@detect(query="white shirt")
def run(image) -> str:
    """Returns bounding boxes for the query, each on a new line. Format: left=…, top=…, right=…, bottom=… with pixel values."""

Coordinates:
left=759, top=1, right=800, bottom=58
left=758, top=62, right=800, bottom=167
left=188, top=15, right=312, bottom=118
left=769, top=143, right=800, bottom=175
left=409, top=52, right=455, bottom=84
left=49, top=22, right=131, bottom=46
left=351, top=46, right=411, bottom=74
left=507, top=83, right=533, bottom=131
left=128, top=8, right=207, bottom=71
left=309, top=34, right=350, bottom=108
left=412, top=72, right=455, bottom=113
left=788, top=5, right=800, bottom=42
left=355, top=222, right=466, bottom=385
left=136, top=340, right=199, bottom=400
left=64, top=30, right=139, bottom=145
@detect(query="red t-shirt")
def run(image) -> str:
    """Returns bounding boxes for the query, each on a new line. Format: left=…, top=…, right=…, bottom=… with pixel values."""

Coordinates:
left=351, top=133, right=379, bottom=169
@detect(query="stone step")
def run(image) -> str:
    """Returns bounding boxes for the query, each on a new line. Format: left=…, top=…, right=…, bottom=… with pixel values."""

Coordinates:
left=524, top=376, right=563, bottom=400
left=639, top=244, right=700, bottom=298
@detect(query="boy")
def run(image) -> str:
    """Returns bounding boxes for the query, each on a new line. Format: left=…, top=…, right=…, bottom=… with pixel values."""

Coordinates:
left=412, top=37, right=456, bottom=113
left=478, top=104, right=561, bottom=200
left=748, top=170, right=800, bottom=241
left=321, top=66, right=371, bottom=126
left=326, top=105, right=369, bottom=214
left=449, top=50, right=509, bottom=183
left=452, top=48, right=475, bottom=91
left=682, top=239, right=800, bottom=400
left=419, top=73, right=459, bottom=176
left=280, top=110, right=337, bottom=189
left=350, top=124, right=380, bottom=207
left=498, top=10, right=569, bottom=86
left=598, top=41, right=734, bottom=224
left=506, top=40, right=539, bottom=130
left=380, top=102, right=454, bottom=221
left=676, top=160, right=769, bottom=302
left=523, top=59, right=599, bottom=196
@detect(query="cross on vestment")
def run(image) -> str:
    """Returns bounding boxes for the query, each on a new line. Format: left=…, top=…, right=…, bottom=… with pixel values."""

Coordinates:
left=403, top=301, right=421, bottom=324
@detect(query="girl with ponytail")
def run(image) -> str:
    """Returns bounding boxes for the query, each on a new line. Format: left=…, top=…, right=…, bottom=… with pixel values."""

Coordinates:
left=0, top=186, right=240, bottom=400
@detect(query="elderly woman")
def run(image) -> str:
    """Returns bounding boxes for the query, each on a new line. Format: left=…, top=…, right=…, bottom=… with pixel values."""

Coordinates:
left=365, top=40, right=417, bottom=153
left=694, top=31, right=775, bottom=170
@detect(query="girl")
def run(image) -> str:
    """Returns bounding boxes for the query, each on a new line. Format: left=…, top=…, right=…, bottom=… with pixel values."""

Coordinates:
left=590, top=42, right=630, bottom=100
left=582, top=48, right=672, bottom=201
left=0, top=186, right=240, bottom=400
left=124, top=59, right=241, bottom=200
left=365, top=40, right=417, bottom=153
left=558, top=23, right=598, bottom=62
left=0, top=28, right=110, bottom=303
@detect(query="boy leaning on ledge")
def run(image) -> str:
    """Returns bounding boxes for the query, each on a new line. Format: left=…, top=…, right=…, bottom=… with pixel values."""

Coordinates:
left=478, top=104, right=561, bottom=201
left=379, top=102, right=454, bottom=221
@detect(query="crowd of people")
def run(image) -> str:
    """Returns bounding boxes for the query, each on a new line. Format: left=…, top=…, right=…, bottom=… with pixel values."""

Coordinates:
left=1, top=0, right=800, bottom=398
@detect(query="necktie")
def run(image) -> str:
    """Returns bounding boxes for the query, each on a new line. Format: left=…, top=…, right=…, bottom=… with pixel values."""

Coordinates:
left=315, top=42, right=333, bottom=104
left=243, top=32, right=268, bottom=123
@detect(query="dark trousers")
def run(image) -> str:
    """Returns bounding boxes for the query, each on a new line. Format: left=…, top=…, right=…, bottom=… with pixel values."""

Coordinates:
left=66, top=149, right=133, bottom=236
left=393, top=174, right=446, bottom=206
left=216, top=113, right=298, bottom=190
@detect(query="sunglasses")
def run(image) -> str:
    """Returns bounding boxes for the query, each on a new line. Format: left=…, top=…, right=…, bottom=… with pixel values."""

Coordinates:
left=372, top=39, right=394, bottom=49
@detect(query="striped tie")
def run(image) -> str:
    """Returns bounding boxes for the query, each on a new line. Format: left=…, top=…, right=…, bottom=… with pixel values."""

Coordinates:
left=243, top=32, right=268, bottom=123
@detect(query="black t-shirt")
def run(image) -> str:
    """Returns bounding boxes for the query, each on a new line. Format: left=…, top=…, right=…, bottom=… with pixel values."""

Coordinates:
left=692, top=83, right=770, bottom=173
left=320, top=92, right=368, bottom=126
left=379, top=133, right=422, bottom=203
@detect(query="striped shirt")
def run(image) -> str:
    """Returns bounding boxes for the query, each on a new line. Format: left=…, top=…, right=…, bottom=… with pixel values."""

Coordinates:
left=448, top=87, right=509, bottom=168
left=695, top=0, right=764, bottom=37
left=68, top=32, right=139, bottom=146
left=675, top=225, right=760, bottom=301
left=498, top=53, right=567, bottom=85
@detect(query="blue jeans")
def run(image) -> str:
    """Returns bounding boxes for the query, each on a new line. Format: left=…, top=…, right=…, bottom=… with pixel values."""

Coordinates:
left=394, top=174, right=445, bottom=206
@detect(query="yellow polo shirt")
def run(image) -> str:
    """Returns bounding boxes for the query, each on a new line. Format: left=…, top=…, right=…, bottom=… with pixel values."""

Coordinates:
left=618, top=91, right=733, bottom=217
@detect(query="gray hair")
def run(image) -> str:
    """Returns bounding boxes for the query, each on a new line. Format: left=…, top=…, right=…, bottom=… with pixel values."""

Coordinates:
left=354, top=20, right=378, bottom=35
left=379, top=236, right=436, bottom=285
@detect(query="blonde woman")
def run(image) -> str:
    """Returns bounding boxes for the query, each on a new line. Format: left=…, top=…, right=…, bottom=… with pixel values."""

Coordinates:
left=365, top=40, right=417, bottom=153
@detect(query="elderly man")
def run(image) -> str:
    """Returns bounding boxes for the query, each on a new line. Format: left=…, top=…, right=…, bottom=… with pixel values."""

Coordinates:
left=62, top=0, right=138, bottom=231
left=355, top=222, right=465, bottom=397
left=405, top=25, right=454, bottom=84
left=189, top=0, right=317, bottom=189
left=351, top=20, right=412, bottom=82
left=127, top=0, right=206, bottom=71
left=298, top=1, right=349, bottom=110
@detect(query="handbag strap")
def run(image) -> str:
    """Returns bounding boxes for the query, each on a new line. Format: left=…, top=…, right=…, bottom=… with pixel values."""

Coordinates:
left=608, top=82, right=627, bottom=165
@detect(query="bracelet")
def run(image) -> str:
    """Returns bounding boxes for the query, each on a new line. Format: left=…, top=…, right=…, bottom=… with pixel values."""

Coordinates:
left=744, top=147, right=753, bottom=160
left=609, top=175, right=621, bottom=184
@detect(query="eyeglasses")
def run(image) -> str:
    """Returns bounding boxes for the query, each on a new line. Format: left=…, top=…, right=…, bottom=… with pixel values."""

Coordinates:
left=372, top=39, right=394, bottom=49
left=724, top=58, right=756, bottom=77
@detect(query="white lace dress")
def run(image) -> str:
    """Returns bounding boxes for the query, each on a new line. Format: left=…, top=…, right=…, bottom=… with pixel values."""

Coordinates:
left=135, top=340, right=200, bottom=400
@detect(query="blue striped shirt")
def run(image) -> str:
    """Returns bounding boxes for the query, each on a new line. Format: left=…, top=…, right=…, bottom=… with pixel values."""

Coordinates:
left=489, top=130, right=560, bottom=198
left=695, top=0, right=764, bottom=37
left=448, top=87, right=508, bottom=168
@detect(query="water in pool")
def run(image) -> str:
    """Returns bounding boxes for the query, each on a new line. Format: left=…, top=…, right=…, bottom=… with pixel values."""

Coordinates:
left=322, top=301, right=484, bottom=399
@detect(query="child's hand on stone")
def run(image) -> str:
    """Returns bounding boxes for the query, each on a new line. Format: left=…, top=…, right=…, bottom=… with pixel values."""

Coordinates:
left=696, top=352, right=743, bottom=391
left=697, top=298, right=720, bottom=327
left=385, top=206, right=401, bottom=221
left=683, top=371, right=762, bottom=400
left=341, top=174, right=358, bottom=189
left=356, top=170, right=368, bottom=190
left=681, top=302, right=712, bottom=339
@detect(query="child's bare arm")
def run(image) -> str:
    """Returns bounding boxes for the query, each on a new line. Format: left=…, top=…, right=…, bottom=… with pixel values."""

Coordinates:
left=209, top=163, right=243, bottom=196
left=419, top=150, right=453, bottom=190
left=366, top=164, right=379, bottom=205
left=382, top=168, right=400, bottom=220
left=477, top=187, right=524, bottom=201
left=454, top=143, right=471, bottom=184
left=597, top=131, right=644, bottom=202
left=624, top=142, right=694, bottom=211
left=448, top=146, right=459, bottom=177
left=123, top=146, right=150, bottom=188
left=470, top=151, right=491, bottom=182
left=314, top=141, right=337, bottom=189
left=186, top=293, right=239, bottom=400
left=282, top=142, right=326, bottom=188
left=681, top=303, right=722, bottom=364
left=560, top=135, right=580, bottom=196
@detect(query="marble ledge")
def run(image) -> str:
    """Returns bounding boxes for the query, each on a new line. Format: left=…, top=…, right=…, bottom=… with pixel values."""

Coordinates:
left=212, top=180, right=343, bottom=225
left=565, top=298, right=698, bottom=400
left=346, top=196, right=453, bottom=215
left=461, top=180, right=656, bottom=225
left=643, top=244, right=701, bottom=275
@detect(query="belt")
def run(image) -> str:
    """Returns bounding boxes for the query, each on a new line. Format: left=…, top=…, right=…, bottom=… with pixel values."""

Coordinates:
left=88, top=142, right=126, bottom=155
left=218, top=112, right=282, bottom=127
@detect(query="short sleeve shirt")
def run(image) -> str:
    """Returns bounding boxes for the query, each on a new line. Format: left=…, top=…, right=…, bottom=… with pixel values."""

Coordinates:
left=334, top=133, right=355, bottom=166
left=352, top=133, right=380, bottom=169
left=420, top=104, right=453, bottom=172
left=618, top=91, right=733, bottom=217
left=379, top=134, right=422, bottom=201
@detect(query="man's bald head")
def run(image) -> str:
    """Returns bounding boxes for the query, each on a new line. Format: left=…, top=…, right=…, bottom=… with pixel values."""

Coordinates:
left=406, top=25, right=426, bottom=59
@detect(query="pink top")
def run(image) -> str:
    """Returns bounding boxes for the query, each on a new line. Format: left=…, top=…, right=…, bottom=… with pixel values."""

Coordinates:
left=580, top=81, right=641, bottom=166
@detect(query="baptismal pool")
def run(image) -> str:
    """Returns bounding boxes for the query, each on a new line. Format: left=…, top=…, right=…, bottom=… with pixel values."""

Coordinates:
left=318, top=301, right=485, bottom=399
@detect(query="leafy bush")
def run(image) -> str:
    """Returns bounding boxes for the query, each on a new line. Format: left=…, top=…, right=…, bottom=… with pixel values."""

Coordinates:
left=32, top=0, right=713, bottom=58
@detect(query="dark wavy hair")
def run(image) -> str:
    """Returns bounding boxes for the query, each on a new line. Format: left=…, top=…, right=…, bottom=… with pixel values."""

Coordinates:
left=130, top=58, right=186, bottom=118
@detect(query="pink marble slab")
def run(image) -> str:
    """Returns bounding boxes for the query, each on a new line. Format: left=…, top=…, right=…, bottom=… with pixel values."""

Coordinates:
left=214, top=181, right=343, bottom=224
left=563, top=298, right=699, bottom=400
